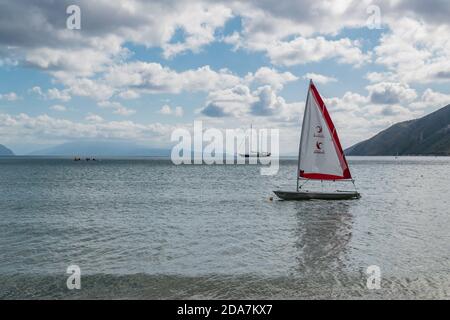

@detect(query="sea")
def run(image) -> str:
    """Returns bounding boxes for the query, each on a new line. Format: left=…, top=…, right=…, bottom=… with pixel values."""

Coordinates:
left=0, top=156, right=449, bottom=299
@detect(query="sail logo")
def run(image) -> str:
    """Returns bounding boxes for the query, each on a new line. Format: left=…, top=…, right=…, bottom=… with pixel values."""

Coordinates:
left=314, top=125, right=324, bottom=138
left=314, top=141, right=325, bottom=154
left=313, top=125, right=324, bottom=153
left=170, top=121, right=279, bottom=175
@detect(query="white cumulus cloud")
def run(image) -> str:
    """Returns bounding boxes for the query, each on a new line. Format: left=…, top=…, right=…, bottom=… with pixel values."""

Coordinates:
left=158, top=105, right=184, bottom=117
left=304, top=73, right=337, bottom=84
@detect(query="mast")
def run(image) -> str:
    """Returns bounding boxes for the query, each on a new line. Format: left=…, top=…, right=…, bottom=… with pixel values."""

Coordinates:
left=259, top=124, right=262, bottom=154
left=250, top=123, right=253, bottom=154
left=297, top=80, right=312, bottom=191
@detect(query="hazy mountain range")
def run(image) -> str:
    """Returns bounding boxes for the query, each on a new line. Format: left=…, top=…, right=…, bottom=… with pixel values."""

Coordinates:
left=346, top=104, right=450, bottom=156
left=29, top=141, right=171, bottom=157
left=0, top=144, right=14, bottom=156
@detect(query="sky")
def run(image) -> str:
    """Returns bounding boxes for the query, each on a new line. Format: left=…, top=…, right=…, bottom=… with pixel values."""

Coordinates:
left=0, top=0, right=450, bottom=155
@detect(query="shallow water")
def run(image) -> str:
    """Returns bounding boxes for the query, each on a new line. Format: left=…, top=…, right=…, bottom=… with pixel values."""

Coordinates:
left=0, top=156, right=449, bottom=299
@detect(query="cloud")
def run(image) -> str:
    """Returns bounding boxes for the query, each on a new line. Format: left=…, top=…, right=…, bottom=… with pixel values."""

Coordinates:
left=0, top=92, right=20, bottom=101
left=245, top=67, right=298, bottom=90
left=158, top=104, right=184, bottom=117
left=394, top=0, right=450, bottom=25
left=159, top=3, right=233, bottom=58
left=0, top=112, right=173, bottom=144
left=159, top=105, right=172, bottom=115
left=85, top=113, right=104, bottom=123
left=304, top=73, right=337, bottom=84
left=46, top=88, right=72, bottom=102
left=202, top=85, right=255, bottom=118
left=24, top=39, right=128, bottom=78
left=201, top=84, right=300, bottom=121
left=222, top=1, right=373, bottom=67
left=327, top=85, right=446, bottom=125
left=2, top=0, right=449, bottom=84
left=264, top=37, right=369, bottom=67
left=201, top=103, right=229, bottom=118
left=409, top=89, right=450, bottom=110
left=31, top=86, right=71, bottom=102
left=223, top=1, right=450, bottom=74
left=28, top=62, right=298, bottom=106
left=379, top=104, right=412, bottom=117
left=50, top=105, right=67, bottom=112
left=97, top=101, right=136, bottom=116
left=0, top=111, right=300, bottom=154
left=30, top=87, right=43, bottom=96
left=70, top=64, right=296, bottom=101
left=0, top=0, right=234, bottom=73
left=230, top=0, right=371, bottom=38
left=325, top=92, right=369, bottom=113
left=226, top=31, right=370, bottom=67
left=373, top=17, right=450, bottom=84
left=104, top=62, right=241, bottom=95
left=435, top=71, right=450, bottom=79
left=118, top=90, right=140, bottom=100
left=251, top=86, right=286, bottom=116
left=113, top=107, right=136, bottom=116
left=365, top=72, right=398, bottom=83
left=367, top=82, right=417, bottom=105
left=62, top=78, right=116, bottom=101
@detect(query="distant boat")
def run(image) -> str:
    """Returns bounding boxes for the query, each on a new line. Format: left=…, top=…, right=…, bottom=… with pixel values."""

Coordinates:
left=273, top=80, right=360, bottom=200
left=239, top=124, right=271, bottom=158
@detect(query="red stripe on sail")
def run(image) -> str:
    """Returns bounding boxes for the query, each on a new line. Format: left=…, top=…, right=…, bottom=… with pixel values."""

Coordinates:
left=300, top=171, right=349, bottom=180
left=304, top=82, right=352, bottom=180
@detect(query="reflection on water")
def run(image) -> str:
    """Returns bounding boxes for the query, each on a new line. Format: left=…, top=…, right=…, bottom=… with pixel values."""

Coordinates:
left=293, top=202, right=353, bottom=277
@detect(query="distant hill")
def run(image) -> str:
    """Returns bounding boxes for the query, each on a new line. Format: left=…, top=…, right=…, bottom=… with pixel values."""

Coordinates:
left=29, top=141, right=171, bottom=157
left=346, top=104, right=450, bottom=156
left=0, top=144, right=14, bottom=156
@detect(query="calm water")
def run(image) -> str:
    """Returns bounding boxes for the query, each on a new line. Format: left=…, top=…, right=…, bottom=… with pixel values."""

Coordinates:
left=0, top=156, right=449, bottom=299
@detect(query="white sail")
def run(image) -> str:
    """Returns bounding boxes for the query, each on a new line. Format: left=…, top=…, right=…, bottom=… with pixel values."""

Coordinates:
left=298, top=81, right=351, bottom=180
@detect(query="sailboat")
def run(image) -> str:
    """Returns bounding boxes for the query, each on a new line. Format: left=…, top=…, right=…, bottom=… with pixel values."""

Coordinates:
left=240, top=124, right=271, bottom=158
left=273, top=80, right=360, bottom=200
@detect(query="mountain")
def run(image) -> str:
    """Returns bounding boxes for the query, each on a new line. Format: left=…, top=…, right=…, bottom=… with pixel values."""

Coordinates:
left=346, top=104, right=450, bottom=156
left=29, top=141, right=171, bottom=157
left=0, top=144, right=14, bottom=156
